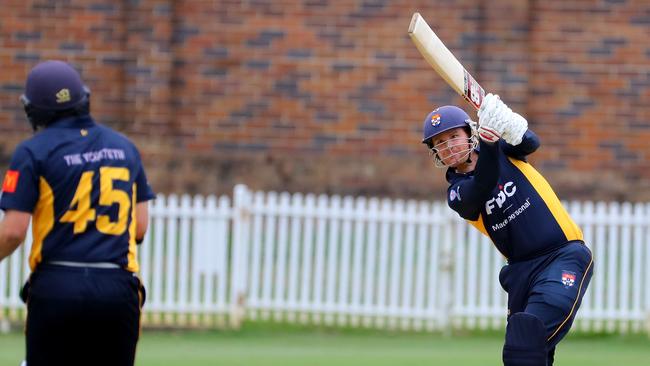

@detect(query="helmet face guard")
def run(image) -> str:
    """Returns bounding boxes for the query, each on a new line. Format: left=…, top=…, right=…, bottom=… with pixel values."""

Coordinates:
left=429, top=133, right=478, bottom=168
left=421, top=105, right=478, bottom=168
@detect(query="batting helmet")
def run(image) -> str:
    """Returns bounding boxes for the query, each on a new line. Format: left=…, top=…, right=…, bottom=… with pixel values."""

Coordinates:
left=21, top=60, right=90, bottom=131
left=421, top=105, right=473, bottom=148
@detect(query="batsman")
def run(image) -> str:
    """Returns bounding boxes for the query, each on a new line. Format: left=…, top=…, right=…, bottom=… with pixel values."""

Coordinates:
left=421, top=95, right=593, bottom=366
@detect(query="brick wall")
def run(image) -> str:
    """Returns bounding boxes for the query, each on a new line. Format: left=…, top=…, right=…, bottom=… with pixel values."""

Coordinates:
left=1, top=0, right=649, bottom=201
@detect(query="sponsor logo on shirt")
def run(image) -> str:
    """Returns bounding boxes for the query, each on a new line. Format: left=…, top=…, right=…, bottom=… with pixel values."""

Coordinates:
left=1, top=170, right=20, bottom=193
left=485, top=182, right=516, bottom=215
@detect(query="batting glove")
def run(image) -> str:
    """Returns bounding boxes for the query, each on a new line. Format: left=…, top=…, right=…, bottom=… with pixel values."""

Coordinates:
left=477, top=94, right=507, bottom=143
left=501, top=112, right=528, bottom=146
left=478, top=93, right=528, bottom=145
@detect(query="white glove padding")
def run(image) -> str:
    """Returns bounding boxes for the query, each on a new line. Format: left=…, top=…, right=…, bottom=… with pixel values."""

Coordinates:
left=477, top=93, right=528, bottom=146
left=500, top=112, right=528, bottom=145
left=477, top=94, right=507, bottom=143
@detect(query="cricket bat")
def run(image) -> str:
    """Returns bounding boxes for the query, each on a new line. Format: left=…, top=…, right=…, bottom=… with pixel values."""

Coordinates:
left=408, top=12, right=485, bottom=110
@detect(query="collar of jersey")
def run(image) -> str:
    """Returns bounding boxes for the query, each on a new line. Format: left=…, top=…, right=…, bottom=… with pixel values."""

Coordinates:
left=445, top=167, right=475, bottom=183
left=48, top=115, right=95, bottom=129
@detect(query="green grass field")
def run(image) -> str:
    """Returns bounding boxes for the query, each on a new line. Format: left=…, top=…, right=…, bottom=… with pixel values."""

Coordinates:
left=1, top=323, right=648, bottom=366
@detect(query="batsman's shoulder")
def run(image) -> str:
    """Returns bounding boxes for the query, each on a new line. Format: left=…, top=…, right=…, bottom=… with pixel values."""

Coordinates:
left=14, top=133, right=54, bottom=161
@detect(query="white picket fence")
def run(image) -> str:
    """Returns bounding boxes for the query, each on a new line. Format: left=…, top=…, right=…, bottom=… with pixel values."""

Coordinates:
left=1, top=184, right=650, bottom=334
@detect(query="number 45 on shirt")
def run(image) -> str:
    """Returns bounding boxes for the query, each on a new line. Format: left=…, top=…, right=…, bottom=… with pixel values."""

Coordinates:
left=60, top=167, right=133, bottom=235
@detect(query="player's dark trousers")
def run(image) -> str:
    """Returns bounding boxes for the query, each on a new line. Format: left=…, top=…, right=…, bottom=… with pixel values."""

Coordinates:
left=22, top=264, right=144, bottom=366
left=499, top=241, right=593, bottom=366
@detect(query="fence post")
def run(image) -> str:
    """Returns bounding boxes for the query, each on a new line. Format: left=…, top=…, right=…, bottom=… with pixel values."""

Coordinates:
left=438, top=210, right=456, bottom=335
left=645, top=203, right=650, bottom=338
left=230, top=184, right=252, bottom=328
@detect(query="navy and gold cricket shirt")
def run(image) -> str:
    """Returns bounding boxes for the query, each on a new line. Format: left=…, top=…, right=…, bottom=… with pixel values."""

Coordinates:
left=445, top=130, right=583, bottom=262
left=0, top=116, right=155, bottom=272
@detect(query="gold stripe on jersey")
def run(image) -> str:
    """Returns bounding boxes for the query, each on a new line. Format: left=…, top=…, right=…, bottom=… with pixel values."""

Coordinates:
left=468, top=213, right=509, bottom=260
left=468, top=213, right=488, bottom=237
left=508, top=158, right=583, bottom=241
left=30, top=178, right=55, bottom=271
left=126, top=183, right=139, bottom=272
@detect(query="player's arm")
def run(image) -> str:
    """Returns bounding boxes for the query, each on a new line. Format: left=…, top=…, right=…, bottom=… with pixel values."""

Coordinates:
left=501, top=129, right=540, bottom=159
left=0, top=210, right=30, bottom=261
left=447, top=140, right=500, bottom=220
left=0, top=143, right=39, bottom=260
left=135, top=201, right=149, bottom=244
left=130, top=141, right=156, bottom=245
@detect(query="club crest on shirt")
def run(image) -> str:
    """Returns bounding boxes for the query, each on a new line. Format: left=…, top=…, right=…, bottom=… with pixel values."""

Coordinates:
left=449, top=186, right=461, bottom=202
left=561, top=270, right=576, bottom=288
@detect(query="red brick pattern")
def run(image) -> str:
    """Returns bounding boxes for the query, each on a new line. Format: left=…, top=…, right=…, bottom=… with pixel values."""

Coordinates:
left=1, top=0, right=649, bottom=200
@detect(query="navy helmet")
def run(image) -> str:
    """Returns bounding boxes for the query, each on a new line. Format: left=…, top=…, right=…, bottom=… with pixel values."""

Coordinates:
left=21, top=60, right=90, bottom=131
left=421, top=105, right=472, bottom=148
